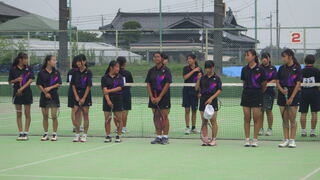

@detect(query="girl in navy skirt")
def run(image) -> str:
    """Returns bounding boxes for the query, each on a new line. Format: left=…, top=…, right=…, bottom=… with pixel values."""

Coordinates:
left=182, top=54, right=203, bottom=134
left=71, top=55, right=93, bottom=142
left=276, top=49, right=302, bottom=148
left=241, top=49, right=267, bottom=147
left=8, top=53, right=34, bottom=141
left=101, top=60, right=124, bottom=143
left=36, top=55, right=62, bottom=141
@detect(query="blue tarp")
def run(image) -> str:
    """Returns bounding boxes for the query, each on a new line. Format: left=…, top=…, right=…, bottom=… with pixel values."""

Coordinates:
left=223, top=65, right=305, bottom=77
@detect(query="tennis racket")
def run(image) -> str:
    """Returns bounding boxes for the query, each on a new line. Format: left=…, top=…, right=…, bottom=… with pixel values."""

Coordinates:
left=153, top=90, right=164, bottom=132
left=281, top=87, right=290, bottom=125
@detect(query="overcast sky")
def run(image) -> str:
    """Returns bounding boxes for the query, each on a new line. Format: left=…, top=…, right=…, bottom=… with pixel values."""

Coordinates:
left=3, top=0, right=320, bottom=49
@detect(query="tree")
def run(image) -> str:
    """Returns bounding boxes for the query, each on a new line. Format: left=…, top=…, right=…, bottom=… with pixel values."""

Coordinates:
left=119, top=21, right=142, bottom=49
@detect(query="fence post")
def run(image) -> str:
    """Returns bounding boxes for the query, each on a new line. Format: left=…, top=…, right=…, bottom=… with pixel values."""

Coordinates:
left=27, top=31, right=30, bottom=65
left=303, top=27, right=306, bottom=58
left=116, top=30, right=119, bottom=57
left=205, top=28, right=208, bottom=60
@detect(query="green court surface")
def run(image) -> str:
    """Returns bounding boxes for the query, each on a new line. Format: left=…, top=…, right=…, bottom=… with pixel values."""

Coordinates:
left=0, top=137, right=320, bottom=180
left=1, top=86, right=320, bottom=180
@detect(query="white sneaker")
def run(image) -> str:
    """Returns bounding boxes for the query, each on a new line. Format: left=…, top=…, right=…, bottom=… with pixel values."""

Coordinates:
left=17, top=133, right=24, bottom=141
left=73, top=134, right=80, bottom=142
left=288, top=140, right=296, bottom=148
left=265, top=128, right=272, bottom=136
left=258, top=128, right=264, bottom=136
left=278, top=140, right=289, bottom=148
left=191, top=128, right=200, bottom=134
left=80, top=134, right=87, bottom=142
left=185, top=128, right=191, bottom=135
left=51, top=134, right=58, bottom=141
left=251, top=139, right=258, bottom=147
left=244, top=139, right=251, bottom=147
left=41, top=134, right=49, bottom=141
left=122, top=127, right=127, bottom=134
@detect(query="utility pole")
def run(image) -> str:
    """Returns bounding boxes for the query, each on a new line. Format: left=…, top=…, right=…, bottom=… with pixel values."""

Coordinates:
left=159, top=0, right=163, bottom=51
left=266, top=12, right=273, bottom=48
left=68, top=0, right=72, bottom=68
left=201, top=0, right=204, bottom=55
left=276, top=0, right=280, bottom=62
left=213, top=0, right=224, bottom=75
left=254, top=0, right=257, bottom=48
left=58, top=0, right=68, bottom=74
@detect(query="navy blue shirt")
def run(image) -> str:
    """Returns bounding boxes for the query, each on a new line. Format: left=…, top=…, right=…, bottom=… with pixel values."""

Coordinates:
left=261, top=64, right=277, bottom=95
left=199, top=73, right=222, bottom=96
left=241, top=64, right=266, bottom=89
left=8, top=65, right=34, bottom=90
left=276, top=64, right=302, bottom=87
left=70, top=68, right=93, bottom=90
left=301, top=65, right=320, bottom=89
left=36, top=68, right=62, bottom=95
left=145, top=65, right=172, bottom=94
left=101, top=73, right=124, bottom=96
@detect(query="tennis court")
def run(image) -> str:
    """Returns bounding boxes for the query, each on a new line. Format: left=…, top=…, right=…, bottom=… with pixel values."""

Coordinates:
left=1, top=83, right=320, bottom=180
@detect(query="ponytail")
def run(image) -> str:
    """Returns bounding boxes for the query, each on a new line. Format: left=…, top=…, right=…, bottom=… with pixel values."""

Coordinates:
left=245, top=49, right=259, bottom=64
left=12, top=52, right=28, bottom=68
left=261, top=52, right=271, bottom=65
left=187, top=54, right=199, bottom=67
left=42, top=55, right=54, bottom=70
left=281, top=49, right=299, bottom=65
left=105, top=60, right=119, bottom=75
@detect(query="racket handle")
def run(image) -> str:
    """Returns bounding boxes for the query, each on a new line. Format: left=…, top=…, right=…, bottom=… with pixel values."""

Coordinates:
left=283, top=87, right=288, bottom=100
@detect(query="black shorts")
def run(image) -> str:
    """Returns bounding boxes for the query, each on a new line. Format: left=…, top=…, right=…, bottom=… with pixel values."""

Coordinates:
left=241, top=88, right=263, bottom=108
left=299, top=88, right=320, bottom=113
left=262, top=93, right=275, bottom=111
left=73, top=89, right=92, bottom=107
left=122, top=91, right=132, bottom=111
left=182, top=87, right=199, bottom=110
left=277, top=87, right=300, bottom=107
left=39, top=92, right=60, bottom=108
left=67, top=86, right=74, bottom=108
left=148, top=93, right=171, bottom=109
left=199, top=95, right=218, bottom=112
left=103, top=95, right=123, bottom=112
left=12, top=88, right=33, bottom=105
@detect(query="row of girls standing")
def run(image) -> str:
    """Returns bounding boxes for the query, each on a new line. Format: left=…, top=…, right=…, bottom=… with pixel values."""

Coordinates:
left=241, top=49, right=303, bottom=148
left=9, top=53, right=62, bottom=141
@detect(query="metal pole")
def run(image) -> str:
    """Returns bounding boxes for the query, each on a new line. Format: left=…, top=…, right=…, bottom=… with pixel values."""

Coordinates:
left=254, top=0, right=257, bottom=49
left=68, top=0, right=72, bottom=69
left=304, top=27, right=306, bottom=58
left=205, top=28, right=208, bottom=60
left=27, top=31, right=30, bottom=65
left=116, top=30, right=119, bottom=57
left=159, top=0, right=163, bottom=51
left=276, top=0, right=279, bottom=62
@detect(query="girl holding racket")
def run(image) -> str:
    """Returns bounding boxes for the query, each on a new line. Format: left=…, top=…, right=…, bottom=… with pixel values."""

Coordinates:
left=8, top=53, right=34, bottom=141
left=146, top=52, right=172, bottom=145
left=241, top=49, right=267, bottom=147
left=276, top=49, right=302, bottom=148
left=101, top=60, right=124, bottom=143
left=195, top=60, right=221, bottom=146
left=71, top=55, right=93, bottom=142
left=36, top=55, right=62, bottom=141
left=117, top=56, right=133, bottom=134
left=67, top=55, right=83, bottom=133
left=182, top=54, right=203, bottom=134
left=259, top=52, right=277, bottom=136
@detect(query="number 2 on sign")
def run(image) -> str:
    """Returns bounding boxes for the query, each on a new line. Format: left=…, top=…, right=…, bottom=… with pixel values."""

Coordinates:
left=291, top=33, right=301, bottom=43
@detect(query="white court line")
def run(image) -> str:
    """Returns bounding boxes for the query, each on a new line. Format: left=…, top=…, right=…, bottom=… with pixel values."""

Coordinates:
left=0, top=144, right=119, bottom=174
left=0, top=174, right=155, bottom=180
left=300, top=167, right=320, bottom=180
